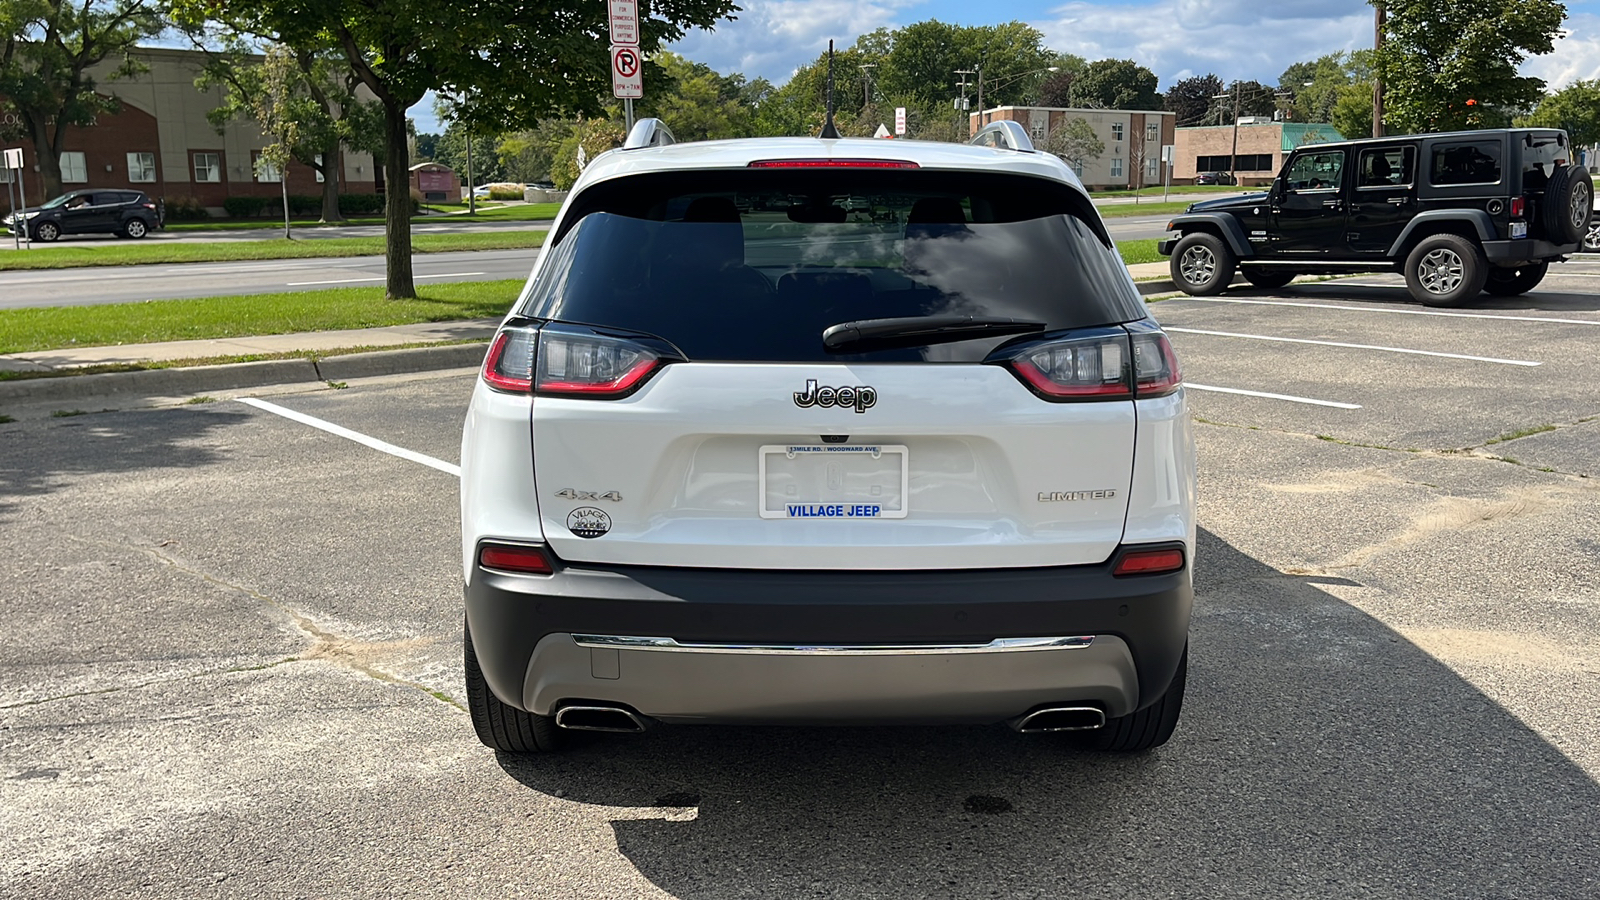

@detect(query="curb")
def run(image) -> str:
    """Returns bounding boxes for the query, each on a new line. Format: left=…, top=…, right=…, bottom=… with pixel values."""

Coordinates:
left=0, top=342, right=489, bottom=405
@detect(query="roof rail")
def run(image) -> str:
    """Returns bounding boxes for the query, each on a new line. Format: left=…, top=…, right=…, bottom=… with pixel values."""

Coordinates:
left=623, top=118, right=677, bottom=150
left=969, top=120, right=1035, bottom=153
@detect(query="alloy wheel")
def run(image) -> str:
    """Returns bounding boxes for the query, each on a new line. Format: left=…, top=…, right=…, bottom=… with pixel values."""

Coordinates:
left=1572, top=183, right=1592, bottom=234
left=1179, top=245, right=1217, bottom=286
left=1585, top=221, right=1600, bottom=252
left=126, top=220, right=146, bottom=238
left=1417, top=248, right=1464, bottom=294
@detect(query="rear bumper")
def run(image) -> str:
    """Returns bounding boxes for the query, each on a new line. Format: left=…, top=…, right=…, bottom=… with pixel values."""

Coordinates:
left=464, top=550, right=1192, bottom=724
left=1483, top=238, right=1577, bottom=262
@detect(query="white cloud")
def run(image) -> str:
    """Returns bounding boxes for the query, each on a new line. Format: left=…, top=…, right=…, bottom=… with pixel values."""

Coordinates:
left=668, top=0, right=923, bottom=82
left=1526, top=15, right=1600, bottom=87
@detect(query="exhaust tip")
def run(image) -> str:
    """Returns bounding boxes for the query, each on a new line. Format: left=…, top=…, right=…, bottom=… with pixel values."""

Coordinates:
left=1011, top=705, right=1106, bottom=733
left=555, top=704, right=650, bottom=733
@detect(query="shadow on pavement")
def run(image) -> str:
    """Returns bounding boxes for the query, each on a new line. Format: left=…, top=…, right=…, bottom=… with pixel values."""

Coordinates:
left=498, top=528, right=1600, bottom=899
left=0, top=405, right=249, bottom=521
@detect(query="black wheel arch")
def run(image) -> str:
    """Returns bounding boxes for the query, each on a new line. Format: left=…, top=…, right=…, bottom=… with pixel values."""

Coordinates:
left=1165, top=213, right=1254, bottom=258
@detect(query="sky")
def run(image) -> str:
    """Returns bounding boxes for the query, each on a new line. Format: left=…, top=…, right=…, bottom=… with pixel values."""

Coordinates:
left=408, top=0, right=1600, bottom=133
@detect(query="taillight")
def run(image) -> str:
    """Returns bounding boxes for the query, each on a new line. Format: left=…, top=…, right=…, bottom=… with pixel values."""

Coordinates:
left=478, top=543, right=553, bottom=575
left=481, top=326, right=536, bottom=393
left=1128, top=326, right=1182, bottom=398
left=1510, top=197, right=1526, bottom=217
left=747, top=159, right=920, bottom=169
left=1008, top=332, right=1132, bottom=400
left=536, top=329, right=664, bottom=398
left=1112, top=546, right=1185, bottom=576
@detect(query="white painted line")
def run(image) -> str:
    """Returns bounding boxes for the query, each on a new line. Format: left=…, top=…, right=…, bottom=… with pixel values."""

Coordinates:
left=1180, top=296, right=1600, bottom=326
left=1164, top=327, right=1541, bottom=366
left=286, top=271, right=485, bottom=286
left=237, top=397, right=461, bottom=477
left=1185, top=383, right=1362, bottom=409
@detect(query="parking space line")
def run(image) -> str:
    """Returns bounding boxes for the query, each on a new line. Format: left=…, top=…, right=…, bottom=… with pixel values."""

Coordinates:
left=1185, top=383, right=1362, bottom=409
left=1179, top=297, right=1600, bottom=326
left=237, top=397, right=461, bottom=476
left=1164, top=327, right=1540, bottom=366
left=285, top=271, right=485, bottom=286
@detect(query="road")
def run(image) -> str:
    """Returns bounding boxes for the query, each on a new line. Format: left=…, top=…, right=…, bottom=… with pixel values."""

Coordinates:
left=0, top=248, right=541, bottom=308
left=3, top=269, right=1599, bottom=898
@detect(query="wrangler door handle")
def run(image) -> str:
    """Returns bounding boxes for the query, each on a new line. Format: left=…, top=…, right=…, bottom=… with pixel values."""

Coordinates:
left=1322, top=199, right=1343, bottom=209
left=1387, top=197, right=1407, bottom=205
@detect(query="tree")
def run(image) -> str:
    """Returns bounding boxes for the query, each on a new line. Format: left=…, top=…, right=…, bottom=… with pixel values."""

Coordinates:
left=1378, top=0, right=1566, bottom=133
left=250, top=45, right=300, bottom=239
left=179, top=0, right=737, bottom=300
left=1045, top=117, right=1104, bottom=173
left=1279, top=51, right=1374, bottom=128
left=1225, top=80, right=1278, bottom=118
left=1165, top=74, right=1222, bottom=126
left=0, top=0, right=164, bottom=198
left=1070, top=59, right=1160, bottom=110
left=1518, top=79, right=1600, bottom=147
left=1330, top=83, right=1377, bottom=141
left=650, top=52, right=756, bottom=142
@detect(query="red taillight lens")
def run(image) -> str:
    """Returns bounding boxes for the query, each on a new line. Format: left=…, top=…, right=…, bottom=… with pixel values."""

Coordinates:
left=1510, top=197, right=1526, bottom=217
left=747, top=159, right=920, bottom=169
left=1007, top=333, right=1133, bottom=401
left=536, top=330, right=663, bottom=398
left=1113, top=546, right=1185, bottom=576
left=482, top=327, right=536, bottom=393
left=1130, top=331, right=1182, bottom=398
left=478, top=543, right=553, bottom=575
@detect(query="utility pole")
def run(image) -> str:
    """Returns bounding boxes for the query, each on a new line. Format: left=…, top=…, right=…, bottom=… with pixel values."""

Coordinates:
left=1373, top=1, right=1386, bottom=137
left=466, top=131, right=476, bottom=215
left=859, top=64, right=876, bottom=110
left=1229, top=83, right=1241, bottom=181
left=956, top=69, right=975, bottom=137
left=976, top=67, right=985, bottom=128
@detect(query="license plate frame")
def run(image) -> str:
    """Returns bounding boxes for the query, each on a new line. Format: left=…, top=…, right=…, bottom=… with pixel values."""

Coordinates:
left=1510, top=220, right=1529, bottom=239
left=757, top=444, right=909, bottom=520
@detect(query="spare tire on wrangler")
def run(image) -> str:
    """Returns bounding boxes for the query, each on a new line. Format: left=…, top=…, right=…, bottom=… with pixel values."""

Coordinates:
left=1542, top=164, right=1593, bottom=245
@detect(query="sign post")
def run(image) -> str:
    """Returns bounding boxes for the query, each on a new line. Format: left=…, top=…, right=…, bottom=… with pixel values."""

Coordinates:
left=609, top=1, right=641, bottom=134
left=4, top=147, right=26, bottom=249
left=1161, top=144, right=1175, bottom=202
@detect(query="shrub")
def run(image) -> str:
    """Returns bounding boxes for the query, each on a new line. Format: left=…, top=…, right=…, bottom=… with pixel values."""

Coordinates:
left=489, top=186, right=524, bottom=201
left=162, top=196, right=210, bottom=221
left=337, top=192, right=384, bottom=215
left=222, top=196, right=269, bottom=218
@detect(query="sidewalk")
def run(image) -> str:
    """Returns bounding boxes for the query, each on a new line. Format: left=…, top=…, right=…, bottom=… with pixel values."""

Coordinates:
left=0, top=263, right=1184, bottom=406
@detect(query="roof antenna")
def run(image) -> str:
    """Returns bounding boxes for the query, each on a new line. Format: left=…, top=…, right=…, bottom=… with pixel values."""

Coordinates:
left=818, top=40, right=841, bottom=139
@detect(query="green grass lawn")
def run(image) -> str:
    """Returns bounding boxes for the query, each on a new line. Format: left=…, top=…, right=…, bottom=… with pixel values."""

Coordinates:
left=426, top=202, right=562, bottom=222
left=0, top=231, right=546, bottom=271
left=0, top=280, right=524, bottom=355
left=160, top=202, right=560, bottom=232
left=1115, top=239, right=1163, bottom=266
left=1092, top=185, right=1242, bottom=198
left=1098, top=201, right=1195, bottom=220
left=165, top=217, right=386, bottom=232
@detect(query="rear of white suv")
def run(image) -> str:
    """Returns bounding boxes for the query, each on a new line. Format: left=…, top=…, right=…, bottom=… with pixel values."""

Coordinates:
left=460, top=131, right=1196, bottom=753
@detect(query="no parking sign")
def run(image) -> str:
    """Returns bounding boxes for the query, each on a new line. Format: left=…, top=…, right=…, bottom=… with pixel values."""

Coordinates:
left=612, top=46, right=642, bottom=99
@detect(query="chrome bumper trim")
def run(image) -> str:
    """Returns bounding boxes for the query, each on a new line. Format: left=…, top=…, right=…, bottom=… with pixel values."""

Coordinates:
left=570, top=634, right=1095, bottom=655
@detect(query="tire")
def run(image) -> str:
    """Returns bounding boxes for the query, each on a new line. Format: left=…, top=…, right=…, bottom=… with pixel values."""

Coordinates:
left=1074, top=644, right=1187, bottom=752
left=1483, top=260, right=1548, bottom=296
left=1584, top=217, right=1600, bottom=253
left=1542, top=165, right=1593, bottom=245
left=1169, top=232, right=1237, bottom=296
left=1403, top=233, right=1488, bottom=307
left=464, top=617, right=562, bottom=753
left=123, top=218, right=148, bottom=239
left=33, top=221, right=59, bottom=242
left=1241, top=267, right=1297, bottom=290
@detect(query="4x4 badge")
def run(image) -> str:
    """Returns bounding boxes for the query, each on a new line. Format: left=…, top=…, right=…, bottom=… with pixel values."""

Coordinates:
left=794, top=379, right=877, bottom=413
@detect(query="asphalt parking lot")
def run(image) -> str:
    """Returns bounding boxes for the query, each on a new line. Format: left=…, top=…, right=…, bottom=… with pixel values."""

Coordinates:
left=3, top=263, right=1599, bottom=898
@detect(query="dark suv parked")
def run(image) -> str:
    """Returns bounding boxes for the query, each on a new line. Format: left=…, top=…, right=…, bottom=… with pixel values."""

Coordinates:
left=4, top=189, right=164, bottom=242
left=1159, top=129, right=1590, bottom=306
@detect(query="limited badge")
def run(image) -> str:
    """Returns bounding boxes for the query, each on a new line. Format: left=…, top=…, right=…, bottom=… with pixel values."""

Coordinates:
left=567, top=507, right=611, bottom=539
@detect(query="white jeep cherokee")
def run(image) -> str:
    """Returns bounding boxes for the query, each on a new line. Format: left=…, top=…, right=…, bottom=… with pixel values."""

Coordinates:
left=460, top=120, right=1197, bottom=754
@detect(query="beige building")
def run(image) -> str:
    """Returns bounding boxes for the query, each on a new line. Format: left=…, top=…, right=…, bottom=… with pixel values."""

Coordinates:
left=1173, top=121, right=1345, bottom=186
left=1, top=47, right=377, bottom=213
left=971, top=106, right=1176, bottom=190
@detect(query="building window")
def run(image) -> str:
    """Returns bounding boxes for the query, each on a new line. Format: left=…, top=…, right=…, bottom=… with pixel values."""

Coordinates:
left=60, top=151, right=87, bottom=183
left=193, top=152, right=221, bottom=183
left=314, top=152, right=326, bottom=184
left=127, top=152, right=157, bottom=183
left=1146, top=158, right=1159, bottom=180
left=1111, top=158, right=1124, bottom=178
left=1146, top=123, right=1159, bottom=142
left=1196, top=153, right=1275, bottom=172
left=1111, top=123, right=1124, bottom=142
left=254, top=153, right=282, bottom=183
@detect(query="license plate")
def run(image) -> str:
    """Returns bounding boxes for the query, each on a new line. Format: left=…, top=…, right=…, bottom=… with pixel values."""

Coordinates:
left=1510, top=221, right=1529, bottom=239
left=758, top=445, right=908, bottom=519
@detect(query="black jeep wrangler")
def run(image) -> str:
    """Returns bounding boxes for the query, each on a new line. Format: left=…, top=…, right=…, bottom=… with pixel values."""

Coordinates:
left=1158, top=128, right=1591, bottom=306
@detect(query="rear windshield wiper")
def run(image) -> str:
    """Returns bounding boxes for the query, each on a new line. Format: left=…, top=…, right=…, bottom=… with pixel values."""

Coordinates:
left=822, top=316, right=1047, bottom=353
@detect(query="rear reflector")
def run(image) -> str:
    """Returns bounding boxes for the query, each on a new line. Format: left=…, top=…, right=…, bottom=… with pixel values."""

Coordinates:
left=482, top=327, right=536, bottom=393
left=479, top=544, right=553, bottom=575
left=1113, top=547, right=1185, bottom=576
left=748, top=159, right=920, bottom=169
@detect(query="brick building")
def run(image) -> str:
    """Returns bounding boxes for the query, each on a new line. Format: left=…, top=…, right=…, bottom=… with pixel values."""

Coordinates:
left=970, top=106, right=1176, bottom=191
left=0, top=47, right=377, bottom=215
left=1172, top=121, right=1344, bottom=185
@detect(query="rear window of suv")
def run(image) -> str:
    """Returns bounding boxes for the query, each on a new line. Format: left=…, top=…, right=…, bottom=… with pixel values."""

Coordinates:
left=1430, top=140, right=1502, bottom=186
left=519, top=169, right=1144, bottom=363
